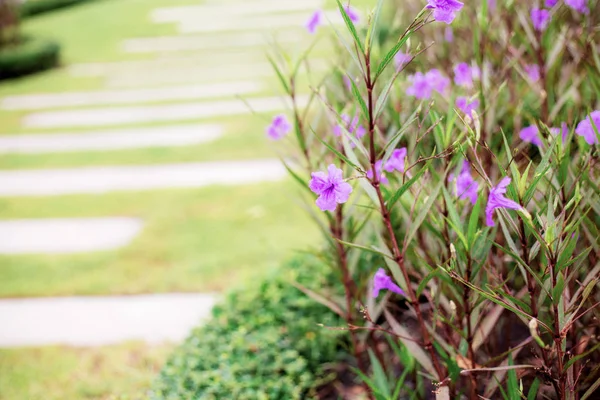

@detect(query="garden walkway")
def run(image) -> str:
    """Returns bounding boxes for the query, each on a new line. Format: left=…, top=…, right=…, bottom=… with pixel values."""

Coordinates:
left=0, top=0, right=325, bottom=346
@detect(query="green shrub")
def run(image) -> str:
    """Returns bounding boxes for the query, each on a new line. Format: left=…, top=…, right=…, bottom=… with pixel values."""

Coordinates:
left=150, top=255, right=344, bottom=400
left=19, top=0, right=98, bottom=18
left=0, top=37, right=59, bottom=80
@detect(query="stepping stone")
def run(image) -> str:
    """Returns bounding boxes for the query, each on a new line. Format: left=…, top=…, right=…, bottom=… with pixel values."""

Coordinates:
left=23, top=95, right=309, bottom=128
left=152, top=0, right=323, bottom=23
left=1, top=81, right=262, bottom=110
left=0, top=218, right=143, bottom=254
left=69, top=51, right=266, bottom=77
left=122, top=31, right=303, bottom=54
left=0, top=294, right=217, bottom=347
left=0, top=159, right=286, bottom=196
left=0, top=124, right=222, bottom=154
left=178, top=10, right=345, bottom=34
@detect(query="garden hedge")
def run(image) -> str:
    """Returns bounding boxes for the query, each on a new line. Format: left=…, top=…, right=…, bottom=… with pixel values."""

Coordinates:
left=19, top=0, right=98, bottom=18
left=150, top=255, right=344, bottom=400
left=0, top=37, right=59, bottom=80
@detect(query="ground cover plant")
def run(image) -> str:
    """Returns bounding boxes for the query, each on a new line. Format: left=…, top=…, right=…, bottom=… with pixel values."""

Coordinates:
left=266, top=0, right=600, bottom=398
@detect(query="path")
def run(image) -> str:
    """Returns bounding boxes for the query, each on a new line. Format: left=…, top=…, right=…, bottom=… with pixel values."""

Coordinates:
left=0, top=294, right=217, bottom=347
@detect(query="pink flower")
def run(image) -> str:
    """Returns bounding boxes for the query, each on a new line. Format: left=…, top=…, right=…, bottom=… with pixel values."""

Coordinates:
left=384, top=148, right=407, bottom=173
left=575, top=111, right=600, bottom=145
left=454, top=62, right=475, bottom=88
left=394, top=51, right=411, bottom=70
left=372, top=268, right=406, bottom=298
left=456, top=97, right=479, bottom=118
left=525, top=64, right=541, bottom=82
left=343, top=5, right=360, bottom=23
left=545, top=0, right=558, bottom=6
left=426, top=0, right=464, bottom=24
left=305, top=10, right=323, bottom=34
left=406, top=72, right=433, bottom=100
left=309, top=164, right=353, bottom=212
left=427, top=69, right=451, bottom=93
left=450, top=160, right=479, bottom=204
left=550, top=122, right=569, bottom=143
left=520, top=125, right=543, bottom=146
left=485, top=177, right=523, bottom=227
left=531, top=8, right=551, bottom=31
left=266, top=114, right=291, bottom=140
left=367, top=160, right=388, bottom=184
left=565, top=0, right=588, bottom=13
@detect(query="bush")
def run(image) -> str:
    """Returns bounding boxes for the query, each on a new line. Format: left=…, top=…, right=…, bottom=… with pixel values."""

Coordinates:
left=0, top=37, right=59, bottom=80
left=150, top=255, right=344, bottom=400
left=19, top=0, right=98, bottom=18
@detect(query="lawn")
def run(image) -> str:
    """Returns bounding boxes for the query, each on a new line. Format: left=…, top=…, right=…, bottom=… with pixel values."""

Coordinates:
left=0, top=342, right=172, bottom=400
left=0, top=180, right=318, bottom=297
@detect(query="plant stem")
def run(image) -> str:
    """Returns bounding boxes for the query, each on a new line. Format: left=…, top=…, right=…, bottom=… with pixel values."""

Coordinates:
left=363, top=47, right=446, bottom=383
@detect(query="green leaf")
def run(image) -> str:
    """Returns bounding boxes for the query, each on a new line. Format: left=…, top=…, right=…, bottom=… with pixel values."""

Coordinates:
left=374, top=32, right=412, bottom=80
left=337, top=239, right=394, bottom=259
left=348, top=75, right=369, bottom=123
left=405, top=181, right=443, bottom=248
left=527, top=379, right=540, bottom=400
left=386, top=160, right=432, bottom=208
left=335, top=0, right=365, bottom=55
left=467, top=195, right=482, bottom=248
left=266, top=54, right=290, bottom=94
left=368, top=349, right=391, bottom=397
left=312, top=128, right=360, bottom=170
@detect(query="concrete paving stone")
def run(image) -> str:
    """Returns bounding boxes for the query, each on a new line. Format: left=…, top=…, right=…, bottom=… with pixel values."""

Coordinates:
left=0, top=218, right=143, bottom=254
left=1, top=81, right=263, bottom=110
left=122, top=30, right=304, bottom=53
left=0, top=124, right=222, bottom=154
left=0, top=294, right=217, bottom=347
left=0, top=159, right=286, bottom=196
left=151, top=0, right=323, bottom=23
left=178, top=10, right=344, bottom=34
left=23, top=95, right=309, bottom=128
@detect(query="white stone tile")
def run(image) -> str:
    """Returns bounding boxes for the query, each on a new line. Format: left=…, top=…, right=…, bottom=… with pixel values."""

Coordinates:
left=0, top=159, right=286, bottom=196
left=23, top=95, right=308, bottom=128
left=151, top=0, right=323, bottom=23
left=0, top=294, right=217, bottom=347
left=1, top=81, right=262, bottom=110
left=0, top=218, right=143, bottom=254
left=122, top=31, right=304, bottom=53
left=0, top=124, right=222, bottom=154
left=177, top=10, right=344, bottom=34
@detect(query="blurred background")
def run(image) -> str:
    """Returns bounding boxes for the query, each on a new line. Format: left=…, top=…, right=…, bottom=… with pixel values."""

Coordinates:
left=0, top=0, right=352, bottom=398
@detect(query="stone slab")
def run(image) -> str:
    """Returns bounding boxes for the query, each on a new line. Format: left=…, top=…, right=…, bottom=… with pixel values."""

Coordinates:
left=0, top=124, right=222, bottom=154
left=0, top=218, right=143, bottom=254
left=122, top=31, right=303, bottom=53
left=0, top=294, right=217, bottom=347
left=1, top=81, right=262, bottom=110
left=0, top=159, right=286, bottom=196
left=151, top=0, right=323, bottom=23
left=23, top=95, right=308, bottom=128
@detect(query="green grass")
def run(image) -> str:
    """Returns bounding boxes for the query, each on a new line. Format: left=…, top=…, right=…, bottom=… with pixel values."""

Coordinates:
left=0, top=180, right=318, bottom=297
left=0, top=342, right=172, bottom=400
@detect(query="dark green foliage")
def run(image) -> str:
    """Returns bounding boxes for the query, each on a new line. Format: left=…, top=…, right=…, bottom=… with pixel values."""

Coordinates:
left=150, top=255, right=344, bottom=400
left=19, top=0, right=98, bottom=18
left=0, top=37, right=59, bottom=79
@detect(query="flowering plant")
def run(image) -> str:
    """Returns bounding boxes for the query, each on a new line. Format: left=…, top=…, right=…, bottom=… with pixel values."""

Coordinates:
left=266, top=0, right=600, bottom=398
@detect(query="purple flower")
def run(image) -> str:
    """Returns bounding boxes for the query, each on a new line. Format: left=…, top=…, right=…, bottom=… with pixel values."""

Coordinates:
left=565, top=0, right=588, bottom=13
left=309, top=164, right=353, bottom=212
left=394, top=51, right=411, bottom=70
left=550, top=122, right=569, bottom=143
left=384, top=148, right=407, bottom=173
left=545, top=0, right=559, bottom=7
left=427, top=69, right=451, bottom=93
left=520, top=125, right=543, bottom=146
left=525, top=64, right=541, bottom=82
left=305, top=10, right=323, bottom=34
left=343, top=5, right=360, bottom=23
left=426, top=0, right=464, bottom=24
left=372, top=268, right=406, bottom=298
left=456, top=97, right=479, bottom=118
left=445, top=26, right=454, bottom=42
left=531, top=8, right=551, bottom=31
left=406, top=72, right=433, bottom=99
left=333, top=114, right=366, bottom=141
left=450, top=161, right=479, bottom=204
left=454, top=62, right=474, bottom=88
left=367, top=160, right=388, bottom=184
left=575, top=111, right=600, bottom=145
left=266, top=114, right=291, bottom=140
left=485, top=177, right=523, bottom=227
